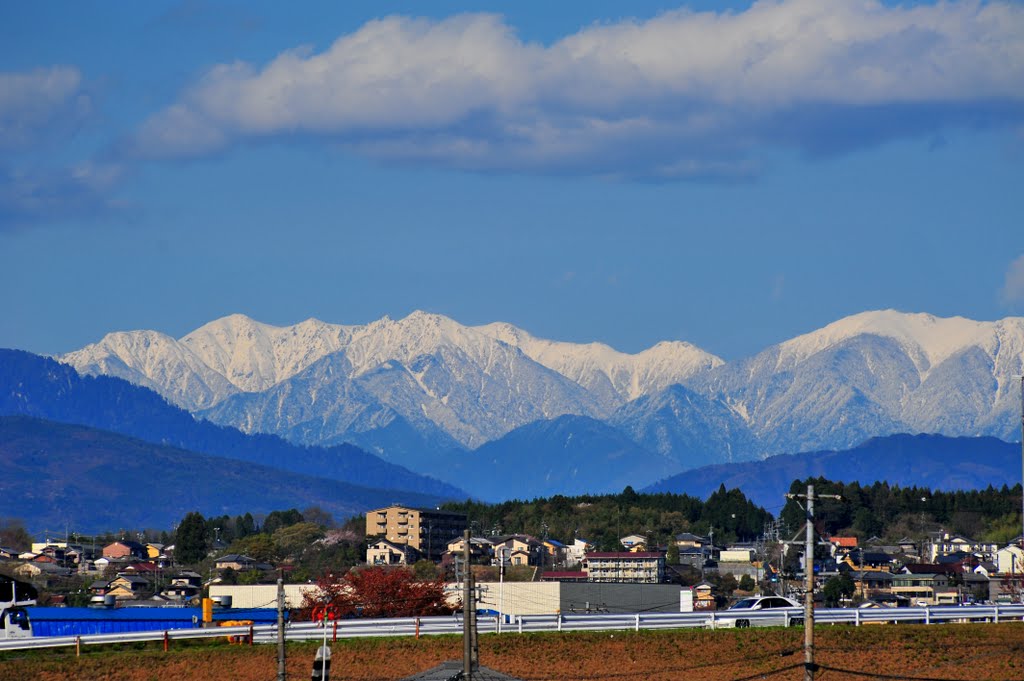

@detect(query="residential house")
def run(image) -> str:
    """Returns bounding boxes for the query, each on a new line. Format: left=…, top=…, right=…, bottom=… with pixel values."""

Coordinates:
left=582, top=552, right=664, bottom=584
left=995, top=545, right=1024, bottom=576
left=365, top=505, right=466, bottom=561
left=973, top=561, right=999, bottom=578
left=0, top=546, right=20, bottom=560
left=692, top=582, right=716, bottom=610
left=674, top=533, right=709, bottom=550
left=214, top=554, right=271, bottom=572
left=491, top=535, right=544, bottom=567
left=897, top=537, right=919, bottom=555
left=107, top=574, right=151, bottom=600
left=619, top=534, right=647, bottom=551
left=926, top=532, right=999, bottom=562
left=172, top=571, right=203, bottom=587
left=121, top=562, right=160, bottom=576
left=847, top=570, right=896, bottom=600
left=102, top=540, right=148, bottom=561
left=368, top=539, right=421, bottom=566
left=445, top=536, right=492, bottom=564
left=840, top=550, right=897, bottom=572
left=829, top=536, right=858, bottom=555
left=716, top=546, right=760, bottom=583
left=160, top=581, right=201, bottom=603
left=13, top=562, right=71, bottom=585
left=564, top=538, right=593, bottom=566
left=542, top=539, right=566, bottom=566
left=892, top=565, right=960, bottom=605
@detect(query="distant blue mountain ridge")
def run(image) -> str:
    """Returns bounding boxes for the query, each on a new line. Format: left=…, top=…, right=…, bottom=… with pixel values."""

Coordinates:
left=0, top=415, right=451, bottom=534
left=642, top=433, right=1023, bottom=509
left=0, top=349, right=465, bottom=500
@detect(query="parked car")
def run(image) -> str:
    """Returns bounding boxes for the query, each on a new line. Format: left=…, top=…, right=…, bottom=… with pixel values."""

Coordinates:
left=716, top=595, right=802, bottom=628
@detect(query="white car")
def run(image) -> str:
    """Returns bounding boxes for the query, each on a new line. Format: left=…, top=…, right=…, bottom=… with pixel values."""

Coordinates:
left=716, top=595, right=803, bottom=628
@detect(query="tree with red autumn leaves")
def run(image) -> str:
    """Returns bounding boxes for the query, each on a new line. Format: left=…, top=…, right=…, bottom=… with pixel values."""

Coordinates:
left=299, top=566, right=457, bottom=620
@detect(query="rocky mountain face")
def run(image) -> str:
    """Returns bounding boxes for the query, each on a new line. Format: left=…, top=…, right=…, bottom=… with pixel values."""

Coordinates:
left=57, top=309, right=1024, bottom=492
left=690, top=311, right=1024, bottom=455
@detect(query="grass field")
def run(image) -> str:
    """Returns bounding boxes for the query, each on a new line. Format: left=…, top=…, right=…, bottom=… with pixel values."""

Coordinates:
left=1, top=622, right=1022, bottom=680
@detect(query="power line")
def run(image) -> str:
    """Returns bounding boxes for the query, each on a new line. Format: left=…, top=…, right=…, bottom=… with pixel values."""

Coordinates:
left=815, top=665, right=1005, bottom=681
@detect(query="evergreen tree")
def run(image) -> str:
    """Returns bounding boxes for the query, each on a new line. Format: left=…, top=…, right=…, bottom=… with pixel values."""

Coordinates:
left=175, top=512, right=208, bottom=565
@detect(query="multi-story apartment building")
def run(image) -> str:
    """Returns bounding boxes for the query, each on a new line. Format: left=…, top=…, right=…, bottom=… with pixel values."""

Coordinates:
left=365, top=505, right=466, bottom=561
left=581, top=552, right=665, bottom=584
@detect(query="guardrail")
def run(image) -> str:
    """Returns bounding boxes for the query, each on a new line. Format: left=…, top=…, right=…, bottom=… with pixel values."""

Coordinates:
left=3, top=604, right=1022, bottom=652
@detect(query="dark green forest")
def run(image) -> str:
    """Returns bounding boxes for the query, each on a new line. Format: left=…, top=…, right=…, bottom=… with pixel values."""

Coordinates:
left=444, top=479, right=1022, bottom=550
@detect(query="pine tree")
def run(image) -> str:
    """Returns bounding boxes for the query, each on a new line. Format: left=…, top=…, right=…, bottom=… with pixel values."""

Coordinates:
left=175, top=512, right=208, bottom=565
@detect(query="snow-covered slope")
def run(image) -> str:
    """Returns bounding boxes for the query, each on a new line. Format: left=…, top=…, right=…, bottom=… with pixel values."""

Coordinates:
left=774, top=311, right=1005, bottom=377
left=609, top=383, right=762, bottom=469
left=695, top=310, right=1024, bottom=453
left=200, top=312, right=604, bottom=449
left=181, top=314, right=356, bottom=393
left=476, top=322, right=722, bottom=410
left=59, top=330, right=239, bottom=410
left=59, top=308, right=1024, bottom=487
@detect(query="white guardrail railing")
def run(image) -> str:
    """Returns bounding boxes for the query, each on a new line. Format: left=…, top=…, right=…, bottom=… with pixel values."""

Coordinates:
left=2, top=605, right=1023, bottom=652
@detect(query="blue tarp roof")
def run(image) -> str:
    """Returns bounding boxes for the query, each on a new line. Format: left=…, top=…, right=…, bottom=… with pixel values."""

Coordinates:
left=23, top=607, right=282, bottom=637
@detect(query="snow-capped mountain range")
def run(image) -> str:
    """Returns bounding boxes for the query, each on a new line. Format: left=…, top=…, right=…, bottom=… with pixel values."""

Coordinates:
left=59, top=309, right=1024, bottom=491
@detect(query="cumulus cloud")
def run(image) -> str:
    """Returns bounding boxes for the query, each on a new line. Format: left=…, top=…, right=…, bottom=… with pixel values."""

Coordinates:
left=1003, top=255, right=1024, bottom=304
left=0, top=66, right=91, bottom=150
left=126, top=0, right=1024, bottom=178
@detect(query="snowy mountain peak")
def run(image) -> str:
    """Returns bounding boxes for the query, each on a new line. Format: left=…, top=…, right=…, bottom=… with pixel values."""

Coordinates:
left=474, top=321, right=722, bottom=405
left=777, top=309, right=1008, bottom=374
left=59, top=329, right=237, bottom=411
left=180, top=313, right=355, bottom=393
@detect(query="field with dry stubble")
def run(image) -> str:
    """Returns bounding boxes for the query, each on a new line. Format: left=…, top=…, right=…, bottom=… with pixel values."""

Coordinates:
left=1, top=623, right=1022, bottom=681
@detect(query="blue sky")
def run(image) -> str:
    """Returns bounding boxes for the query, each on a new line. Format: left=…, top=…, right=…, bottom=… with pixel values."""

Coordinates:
left=1, top=0, right=1022, bottom=360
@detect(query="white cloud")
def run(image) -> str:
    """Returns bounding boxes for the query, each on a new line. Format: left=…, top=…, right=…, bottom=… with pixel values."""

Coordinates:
left=1003, top=255, right=1024, bottom=304
left=127, top=0, right=1024, bottom=177
left=0, top=66, right=90, bottom=150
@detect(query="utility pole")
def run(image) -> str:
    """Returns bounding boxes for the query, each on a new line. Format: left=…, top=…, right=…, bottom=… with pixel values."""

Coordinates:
left=786, top=484, right=841, bottom=681
left=277, top=570, right=286, bottom=681
left=1019, top=375, right=1023, bottom=554
left=462, top=529, right=475, bottom=681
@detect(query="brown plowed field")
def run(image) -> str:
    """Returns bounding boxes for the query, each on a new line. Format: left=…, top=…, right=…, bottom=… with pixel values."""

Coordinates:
left=1, top=623, right=1022, bottom=680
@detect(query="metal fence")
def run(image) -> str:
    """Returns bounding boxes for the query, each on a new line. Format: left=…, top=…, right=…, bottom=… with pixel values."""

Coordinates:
left=3, top=604, right=1023, bottom=652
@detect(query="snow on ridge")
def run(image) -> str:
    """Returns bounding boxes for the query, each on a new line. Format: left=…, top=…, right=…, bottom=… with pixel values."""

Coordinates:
left=474, top=320, right=722, bottom=403
left=58, top=328, right=237, bottom=410
left=776, top=309, right=1012, bottom=374
left=181, top=313, right=357, bottom=392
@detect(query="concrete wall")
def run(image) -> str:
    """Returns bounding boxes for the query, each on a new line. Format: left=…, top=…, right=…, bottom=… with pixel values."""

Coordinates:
left=210, top=584, right=317, bottom=609
left=476, top=582, right=560, bottom=616
left=475, top=582, right=683, bottom=617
